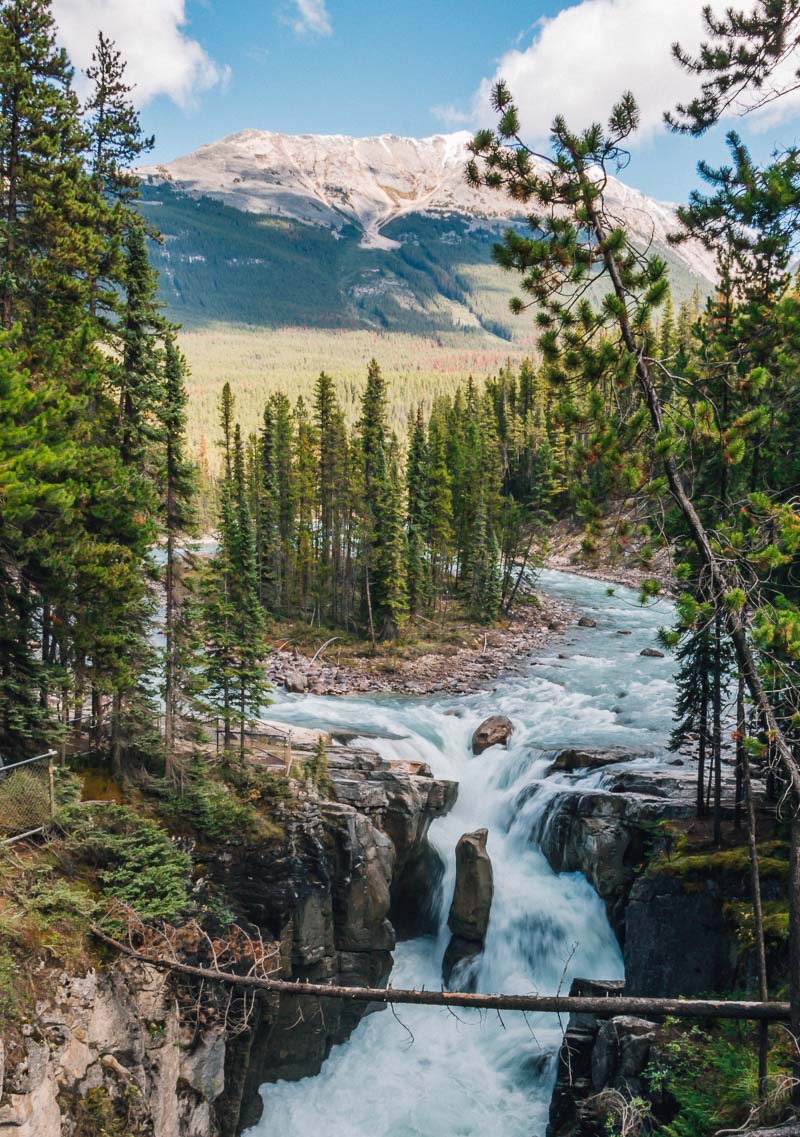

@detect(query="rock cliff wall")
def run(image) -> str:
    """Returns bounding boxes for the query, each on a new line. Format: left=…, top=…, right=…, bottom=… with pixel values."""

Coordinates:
left=0, top=744, right=456, bottom=1137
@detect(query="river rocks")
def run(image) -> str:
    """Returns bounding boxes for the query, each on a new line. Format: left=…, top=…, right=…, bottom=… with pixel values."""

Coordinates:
left=442, top=829, right=493, bottom=986
left=471, top=715, right=514, bottom=755
left=639, top=647, right=664, bottom=658
left=578, top=616, right=597, bottom=628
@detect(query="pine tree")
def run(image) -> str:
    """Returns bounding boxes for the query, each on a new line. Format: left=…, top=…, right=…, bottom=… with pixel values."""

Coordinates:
left=292, top=397, right=316, bottom=620
left=373, top=435, right=408, bottom=639
left=480, top=533, right=503, bottom=623
left=162, top=334, right=196, bottom=771
left=116, top=219, right=165, bottom=467
left=229, top=424, right=269, bottom=757
left=406, top=407, right=431, bottom=613
left=219, top=382, right=235, bottom=482
left=0, top=0, right=99, bottom=335
left=200, top=425, right=269, bottom=757
left=668, top=1, right=800, bottom=134
left=83, top=31, right=154, bottom=203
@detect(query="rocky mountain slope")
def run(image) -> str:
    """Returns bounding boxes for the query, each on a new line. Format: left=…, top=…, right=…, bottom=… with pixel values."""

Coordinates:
left=137, top=131, right=713, bottom=337
left=139, top=130, right=712, bottom=277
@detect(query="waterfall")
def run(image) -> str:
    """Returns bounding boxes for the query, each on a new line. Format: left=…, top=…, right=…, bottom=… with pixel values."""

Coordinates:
left=244, top=570, right=676, bottom=1136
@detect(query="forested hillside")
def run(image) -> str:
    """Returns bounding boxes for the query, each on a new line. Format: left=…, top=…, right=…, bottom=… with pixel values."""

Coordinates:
left=140, top=182, right=708, bottom=338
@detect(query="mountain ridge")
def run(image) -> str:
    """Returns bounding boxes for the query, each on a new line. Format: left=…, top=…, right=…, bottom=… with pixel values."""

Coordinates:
left=138, top=128, right=715, bottom=280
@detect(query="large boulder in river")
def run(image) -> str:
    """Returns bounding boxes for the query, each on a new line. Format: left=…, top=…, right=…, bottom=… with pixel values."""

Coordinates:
left=471, top=715, right=513, bottom=755
left=447, top=829, right=494, bottom=942
left=443, top=829, right=494, bottom=986
left=284, top=669, right=308, bottom=693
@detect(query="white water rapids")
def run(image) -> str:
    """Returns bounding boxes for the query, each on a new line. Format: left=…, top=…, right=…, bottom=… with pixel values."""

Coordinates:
left=244, top=569, right=677, bottom=1137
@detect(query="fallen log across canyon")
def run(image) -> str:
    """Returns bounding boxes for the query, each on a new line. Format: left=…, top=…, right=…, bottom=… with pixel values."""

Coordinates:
left=93, top=927, right=791, bottom=1024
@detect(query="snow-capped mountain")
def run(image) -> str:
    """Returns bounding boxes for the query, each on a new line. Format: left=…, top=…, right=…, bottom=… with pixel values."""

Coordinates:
left=138, top=129, right=714, bottom=281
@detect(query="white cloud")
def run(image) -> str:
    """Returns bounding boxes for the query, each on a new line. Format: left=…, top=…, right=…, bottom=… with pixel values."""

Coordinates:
left=52, top=0, right=230, bottom=108
left=447, top=0, right=800, bottom=147
left=287, top=0, right=332, bottom=37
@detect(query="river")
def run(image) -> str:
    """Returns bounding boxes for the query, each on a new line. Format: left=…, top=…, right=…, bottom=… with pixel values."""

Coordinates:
left=244, top=569, right=677, bottom=1137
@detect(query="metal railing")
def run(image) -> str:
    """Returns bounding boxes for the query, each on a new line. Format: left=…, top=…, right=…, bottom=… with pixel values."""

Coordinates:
left=199, top=716, right=298, bottom=773
left=0, top=751, right=57, bottom=844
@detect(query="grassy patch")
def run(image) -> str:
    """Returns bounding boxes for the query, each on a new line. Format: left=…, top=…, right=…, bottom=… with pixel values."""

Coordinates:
left=0, top=847, right=99, bottom=1027
left=648, top=832, right=788, bottom=882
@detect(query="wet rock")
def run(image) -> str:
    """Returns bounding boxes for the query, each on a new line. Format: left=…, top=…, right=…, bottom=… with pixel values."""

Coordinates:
left=739, top=1126, right=800, bottom=1137
left=578, top=616, right=597, bottom=628
left=625, top=873, right=736, bottom=997
left=471, top=715, right=513, bottom=755
left=447, top=829, right=493, bottom=942
left=639, top=647, right=664, bottom=658
left=284, top=669, right=308, bottom=693
left=443, top=829, right=493, bottom=985
left=545, top=979, right=624, bottom=1137
left=441, top=936, right=483, bottom=988
left=531, top=776, right=694, bottom=939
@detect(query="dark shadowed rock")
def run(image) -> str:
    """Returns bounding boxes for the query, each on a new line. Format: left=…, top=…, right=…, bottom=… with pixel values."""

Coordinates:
left=578, top=616, right=597, bottom=627
left=471, top=715, right=513, bottom=755
left=547, top=748, right=640, bottom=773
left=639, top=647, right=664, bottom=658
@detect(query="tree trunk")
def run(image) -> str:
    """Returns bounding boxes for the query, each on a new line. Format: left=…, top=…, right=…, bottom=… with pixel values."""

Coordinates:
left=713, top=611, right=723, bottom=846
left=164, top=526, right=176, bottom=777
left=110, top=690, right=123, bottom=782
left=791, top=816, right=800, bottom=1103
left=364, top=563, right=376, bottom=651
left=735, top=675, right=745, bottom=831
left=741, top=742, right=770, bottom=1098
left=698, top=668, right=708, bottom=819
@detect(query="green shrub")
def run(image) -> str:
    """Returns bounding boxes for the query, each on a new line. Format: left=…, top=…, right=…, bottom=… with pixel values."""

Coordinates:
left=303, top=738, right=332, bottom=798
left=160, top=775, right=255, bottom=841
left=0, top=945, right=19, bottom=1024
left=158, top=762, right=287, bottom=842
left=649, top=1022, right=791, bottom=1137
left=63, top=803, right=192, bottom=923
left=66, top=1086, right=132, bottom=1137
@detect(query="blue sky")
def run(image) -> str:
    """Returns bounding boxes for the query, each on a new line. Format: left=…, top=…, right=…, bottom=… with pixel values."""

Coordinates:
left=52, top=0, right=800, bottom=202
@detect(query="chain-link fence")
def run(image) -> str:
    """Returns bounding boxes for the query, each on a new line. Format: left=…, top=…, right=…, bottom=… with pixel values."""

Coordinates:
left=0, top=752, right=56, bottom=844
